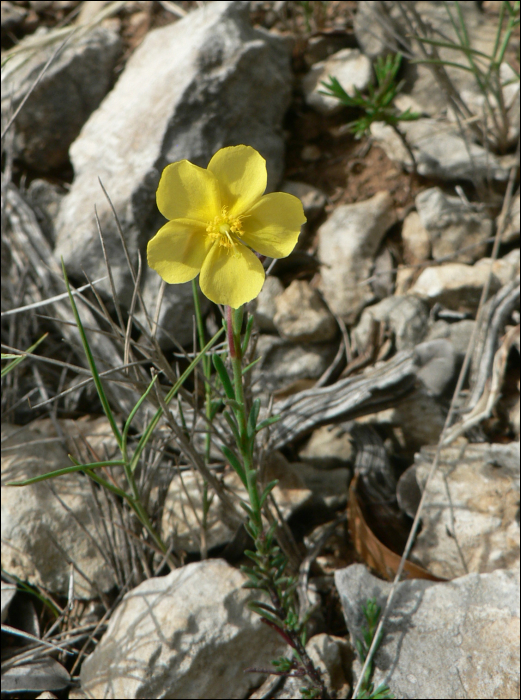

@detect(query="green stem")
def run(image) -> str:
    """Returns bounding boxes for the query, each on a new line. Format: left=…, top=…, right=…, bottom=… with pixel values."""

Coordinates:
left=224, top=305, right=328, bottom=698
left=192, top=280, right=212, bottom=552
left=227, top=307, right=261, bottom=527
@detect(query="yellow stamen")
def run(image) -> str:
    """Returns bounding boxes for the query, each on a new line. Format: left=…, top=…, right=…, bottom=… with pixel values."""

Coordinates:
left=206, top=207, right=245, bottom=255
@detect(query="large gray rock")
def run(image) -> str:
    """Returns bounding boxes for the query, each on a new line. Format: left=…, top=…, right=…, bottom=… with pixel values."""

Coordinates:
left=335, top=563, right=520, bottom=700
left=415, top=187, right=493, bottom=263
left=80, top=559, right=286, bottom=699
left=274, top=280, right=337, bottom=343
left=408, top=442, right=520, bottom=578
left=353, top=295, right=429, bottom=353
left=317, top=192, right=396, bottom=323
left=1, top=27, right=121, bottom=172
left=252, top=334, right=336, bottom=397
left=401, top=211, right=431, bottom=264
left=54, top=1, right=292, bottom=307
left=410, top=261, right=502, bottom=312
left=371, top=119, right=515, bottom=183
left=298, top=423, right=355, bottom=470
left=426, top=318, right=476, bottom=359
left=474, top=249, right=520, bottom=287
left=1, top=421, right=117, bottom=599
left=249, top=275, right=284, bottom=333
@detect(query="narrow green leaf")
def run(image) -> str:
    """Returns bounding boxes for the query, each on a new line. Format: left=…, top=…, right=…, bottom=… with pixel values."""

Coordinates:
left=247, top=398, right=261, bottom=439
left=224, top=397, right=243, bottom=412
left=1, top=333, right=48, bottom=378
left=221, top=444, right=247, bottom=487
left=247, top=603, right=283, bottom=628
left=122, top=374, right=158, bottom=456
left=243, top=580, right=263, bottom=590
left=209, top=399, right=223, bottom=420
left=239, top=500, right=254, bottom=519
left=177, top=394, right=189, bottom=436
left=244, top=549, right=263, bottom=563
left=259, top=479, right=279, bottom=508
left=256, top=414, right=281, bottom=432
left=5, top=459, right=126, bottom=487
left=242, top=356, right=262, bottom=375
left=244, top=520, right=259, bottom=540
left=223, top=410, right=241, bottom=445
left=61, top=260, right=122, bottom=449
left=241, top=314, right=254, bottom=355
left=252, top=601, right=280, bottom=617
left=83, top=467, right=130, bottom=500
left=212, top=353, right=235, bottom=400
left=0, top=574, right=60, bottom=618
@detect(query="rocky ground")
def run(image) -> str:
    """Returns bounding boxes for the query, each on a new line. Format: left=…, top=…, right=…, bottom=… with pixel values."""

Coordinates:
left=1, top=1, right=520, bottom=699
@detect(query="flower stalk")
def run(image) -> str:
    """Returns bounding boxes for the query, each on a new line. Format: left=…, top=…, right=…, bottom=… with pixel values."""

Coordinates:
left=224, top=305, right=329, bottom=700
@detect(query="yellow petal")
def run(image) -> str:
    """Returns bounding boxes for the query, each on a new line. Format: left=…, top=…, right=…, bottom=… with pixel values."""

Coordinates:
left=199, top=241, right=265, bottom=308
left=240, top=192, right=306, bottom=258
left=156, top=161, right=221, bottom=222
left=147, top=219, right=210, bottom=284
left=207, top=145, right=267, bottom=218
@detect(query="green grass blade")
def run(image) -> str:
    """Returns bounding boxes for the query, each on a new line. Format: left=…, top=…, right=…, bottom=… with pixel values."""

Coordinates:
left=122, top=374, right=158, bottom=457
left=5, top=460, right=126, bottom=486
left=0, top=571, right=60, bottom=617
left=61, top=259, right=122, bottom=449
left=410, top=57, right=475, bottom=73
left=411, top=35, right=492, bottom=60
left=1, top=333, right=48, bottom=378
left=83, top=467, right=131, bottom=500
left=129, top=327, right=224, bottom=473
left=242, top=356, right=262, bottom=375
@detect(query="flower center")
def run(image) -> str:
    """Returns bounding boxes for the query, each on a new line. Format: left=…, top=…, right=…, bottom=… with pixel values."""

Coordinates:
left=206, top=207, right=245, bottom=255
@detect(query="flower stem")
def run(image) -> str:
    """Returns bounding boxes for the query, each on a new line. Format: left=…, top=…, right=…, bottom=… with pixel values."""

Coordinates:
left=224, top=305, right=329, bottom=698
left=192, top=280, right=212, bottom=556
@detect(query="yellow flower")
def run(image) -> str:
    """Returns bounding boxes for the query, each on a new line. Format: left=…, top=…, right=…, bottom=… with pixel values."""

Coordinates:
left=147, top=145, right=306, bottom=308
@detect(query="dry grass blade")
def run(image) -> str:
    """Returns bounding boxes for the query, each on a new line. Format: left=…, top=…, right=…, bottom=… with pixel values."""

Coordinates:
left=0, top=625, right=73, bottom=656
left=1, top=31, right=76, bottom=141
left=2, top=0, right=127, bottom=64
left=1, top=278, right=108, bottom=317
left=4, top=183, right=141, bottom=416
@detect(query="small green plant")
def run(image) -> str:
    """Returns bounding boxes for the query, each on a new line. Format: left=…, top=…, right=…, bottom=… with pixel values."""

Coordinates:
left=320, top=53, right=420, bottom=140
left=354, top=599, right=394, bottom=700
left=220, top=306, right=328, bottom=698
